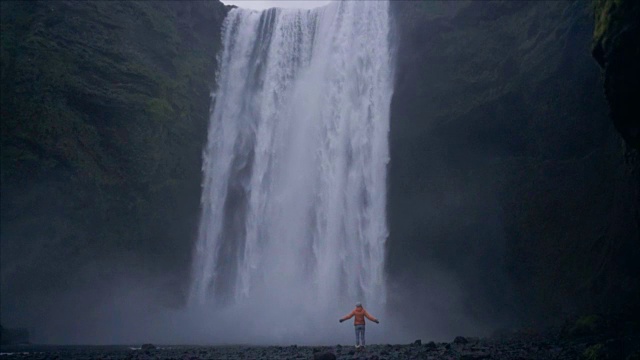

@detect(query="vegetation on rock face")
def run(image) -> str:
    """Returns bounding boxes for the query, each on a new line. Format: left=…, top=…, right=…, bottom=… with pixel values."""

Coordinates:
left=388, top=0, right=639, bottom=333
left=592, top=0, right=640, bottom=149
left=582, top=343, right=605, bottom=360
left=0, top=0, right=229, bottom=317
left=1, top=0, right=637, bottom=342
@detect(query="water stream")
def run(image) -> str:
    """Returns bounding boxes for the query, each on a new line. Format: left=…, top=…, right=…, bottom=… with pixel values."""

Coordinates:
left=190, top=1, right=394, bottom=340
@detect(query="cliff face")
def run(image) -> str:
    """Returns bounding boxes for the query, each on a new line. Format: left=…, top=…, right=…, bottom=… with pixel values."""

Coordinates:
left=2, top=0, right=638, bottom=341
left=592, top=0, right=640, bottom=149
left=388, top=0, right=639, bottom=335
left=0, top=1, right=229, bottom=324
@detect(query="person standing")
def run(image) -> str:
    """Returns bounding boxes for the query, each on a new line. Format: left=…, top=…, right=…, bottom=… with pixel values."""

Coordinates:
left=339, top=302, right=379, bottom=349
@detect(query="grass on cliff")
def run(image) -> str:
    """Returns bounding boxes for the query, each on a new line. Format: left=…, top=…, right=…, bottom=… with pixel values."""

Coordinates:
left=0, top=0, right=227, bottom=303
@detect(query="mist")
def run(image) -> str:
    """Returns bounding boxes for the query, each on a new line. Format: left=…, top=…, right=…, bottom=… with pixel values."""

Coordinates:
left=2, top=0, right=638, bottom=348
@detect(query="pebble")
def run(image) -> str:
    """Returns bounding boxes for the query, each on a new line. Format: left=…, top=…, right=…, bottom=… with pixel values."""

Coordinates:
left=0, top=333, right=638, bottom=360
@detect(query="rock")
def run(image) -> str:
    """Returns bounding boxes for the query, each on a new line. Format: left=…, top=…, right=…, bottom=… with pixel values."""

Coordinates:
left=560, top=315, right=606, bottom=339
left=592, top=0, right=640, bottom=149
left=626, top=351, right=640, bottom=360
left=313, top=352, right=336, bottom=360
left=425, top=341, right=437, bottom=349
left=141, top=343, right=156, bottom=350
left=412, top=339, right=422, bottom=346
left=454, top=336, right=469, bottom=344
left=582, top=344, right=605, bottom=360
left=466, top=336, right=480, bottom=343
left=389, top=0, right=640, bottom=330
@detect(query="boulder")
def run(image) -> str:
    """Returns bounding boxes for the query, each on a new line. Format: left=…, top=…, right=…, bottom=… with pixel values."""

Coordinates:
left=560, top=315, right=606, bottom=339
left=592, top=0, right=640, bottom=149
left=454, top=336, right=469, bottom=344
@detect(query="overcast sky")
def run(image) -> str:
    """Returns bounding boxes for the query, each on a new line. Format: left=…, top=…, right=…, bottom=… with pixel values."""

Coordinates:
left=221, top=0, right=332, bottom=10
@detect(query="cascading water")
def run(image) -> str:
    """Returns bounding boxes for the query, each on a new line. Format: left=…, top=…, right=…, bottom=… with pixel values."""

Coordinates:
left=189, top=0, right=394, bottom=342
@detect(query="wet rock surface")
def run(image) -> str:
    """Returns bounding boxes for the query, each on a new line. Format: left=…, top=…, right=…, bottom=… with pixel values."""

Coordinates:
left=1, top=332, right=638, bottom=360
left=592, top=0, right=640, bottom=149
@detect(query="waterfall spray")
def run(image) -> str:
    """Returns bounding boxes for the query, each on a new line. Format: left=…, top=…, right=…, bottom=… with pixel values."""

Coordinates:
left=190, top=1, right=394, bottom=341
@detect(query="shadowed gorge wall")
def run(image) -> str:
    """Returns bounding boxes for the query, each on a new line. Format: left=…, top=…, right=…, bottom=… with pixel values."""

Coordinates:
left=1, top=0, right=229, bottom=332
left=592, top=0, right=640, bottom=149
left=1, top=0, right=638, bottom=344
left=387, top=0, right=639, bottom=337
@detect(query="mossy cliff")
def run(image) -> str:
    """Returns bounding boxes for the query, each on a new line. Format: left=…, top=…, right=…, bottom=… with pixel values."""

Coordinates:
left=1, top=0, right=638, bottom=340
left=388, top=0, right=639, bottom=334
left=0, top=1, right=229, bottom=317
left=592, top=0, right=640, bottom=149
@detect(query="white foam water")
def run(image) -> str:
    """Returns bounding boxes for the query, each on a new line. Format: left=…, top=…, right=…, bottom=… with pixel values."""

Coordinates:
left=189, top=0, right=394, bottom=342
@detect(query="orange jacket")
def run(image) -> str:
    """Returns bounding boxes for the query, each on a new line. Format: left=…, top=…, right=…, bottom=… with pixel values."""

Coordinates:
left=341, top=307, right=377, bottom=325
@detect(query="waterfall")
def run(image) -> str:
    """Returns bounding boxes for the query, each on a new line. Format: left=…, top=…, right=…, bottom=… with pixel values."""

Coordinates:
left=189, top=1, right=394, bottom=338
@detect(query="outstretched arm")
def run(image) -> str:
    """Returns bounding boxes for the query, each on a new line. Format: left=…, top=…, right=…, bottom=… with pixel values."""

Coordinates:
left=339, top=310, right=355, bottom=322
left=364, top=310, right=379, bottom=323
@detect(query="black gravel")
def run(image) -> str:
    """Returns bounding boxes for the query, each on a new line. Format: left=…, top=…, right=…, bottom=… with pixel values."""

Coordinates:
left=1, top=334, right=638, bottom=359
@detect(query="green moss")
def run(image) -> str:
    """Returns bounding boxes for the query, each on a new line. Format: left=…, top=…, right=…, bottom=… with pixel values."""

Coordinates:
left=576, top=315, right=602, bottom=328
left=0, top=1, right=229, bottom=296
left=592, top=0, right=638, bottom=61
left=562, top=314, right=606, bottom=338
left=147, top=98, right=174, bottom=122
left=593, top=0, right=618, bottom=42
left=582, top=343, right=605, bottom=360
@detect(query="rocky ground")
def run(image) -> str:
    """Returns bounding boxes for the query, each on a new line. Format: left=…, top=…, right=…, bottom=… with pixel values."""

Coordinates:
left=1, top=332, right=639, bottom=360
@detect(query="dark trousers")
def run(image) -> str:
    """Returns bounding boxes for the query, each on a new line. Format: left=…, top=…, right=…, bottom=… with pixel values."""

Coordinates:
left=355, top=325, right=365, bottom=346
